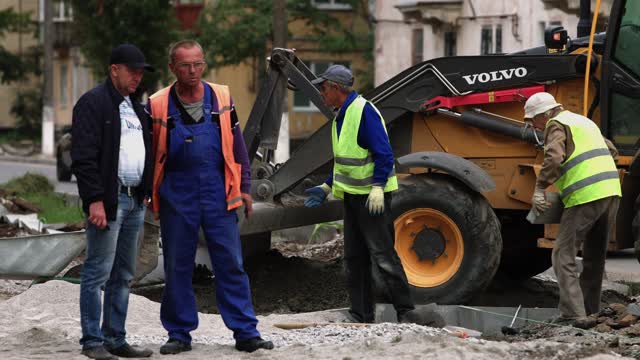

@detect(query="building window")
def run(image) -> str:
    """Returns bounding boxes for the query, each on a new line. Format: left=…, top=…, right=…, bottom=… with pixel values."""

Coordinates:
left=444, top=31, right=457, bottom=56
left=293, top=61, right=350, bottom=112
left=480, top=26, right=492, bottom=54
left=56, top=1, right=73, bottom=21
left=480, top=24, right=505, bottom=54
left=412, top=29, right=423, bottom=65
left=312, top=0, right=352, bottom=10
left=60, top=64, right=68, bottom=108
left=39, top=0, right=73, bottom=22
left=495, top=24, right=502, bottom=53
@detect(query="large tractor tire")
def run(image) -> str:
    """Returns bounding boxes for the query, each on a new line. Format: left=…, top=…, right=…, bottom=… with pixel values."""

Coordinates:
left=391, top=174, right=502, bottom=304
left=495, top=210, right=551, bottom=282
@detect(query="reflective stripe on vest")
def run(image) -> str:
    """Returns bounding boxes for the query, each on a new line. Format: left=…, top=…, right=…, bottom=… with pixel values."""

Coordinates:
left=149, top=82, right=243, bottom=212
left=547, top=111, right=621, bottom=208
left=331, top=96, right=398, bottom=199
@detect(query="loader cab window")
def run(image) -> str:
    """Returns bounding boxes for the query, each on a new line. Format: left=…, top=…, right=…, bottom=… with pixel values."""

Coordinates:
left=608, top=1, right=640, bottom=148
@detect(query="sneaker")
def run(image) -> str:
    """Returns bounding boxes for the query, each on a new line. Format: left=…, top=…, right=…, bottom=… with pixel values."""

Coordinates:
left=81, top=345, right=119, bottom=360
left=159, top=339, right=192, bottom=355
left=235, top=337, right=275, bottom=353
left=108, top=343, right=153, bottom=358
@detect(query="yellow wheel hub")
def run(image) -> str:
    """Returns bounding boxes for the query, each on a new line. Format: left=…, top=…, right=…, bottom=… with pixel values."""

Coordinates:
left=394, top=208, right=464, bottom=288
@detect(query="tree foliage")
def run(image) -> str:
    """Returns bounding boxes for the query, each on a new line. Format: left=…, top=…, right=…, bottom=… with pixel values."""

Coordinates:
left=0, top=8, right=35, bottom=84
left=198, top=0, right=373, bottom=72
left=70, top=0, right=181, bottom=93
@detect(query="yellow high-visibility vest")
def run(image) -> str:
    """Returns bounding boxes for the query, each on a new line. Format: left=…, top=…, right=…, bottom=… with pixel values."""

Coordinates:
left=331, top=96, right=398, bottom=199
left=548, top=110, right=621, bottom=208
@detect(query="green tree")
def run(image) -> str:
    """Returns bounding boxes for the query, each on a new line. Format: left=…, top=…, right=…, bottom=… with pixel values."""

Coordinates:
left=70, top=0, right=181, bottom=93
left=198, top=0, right=374, bottom=91
left=0, top=7, right=35, bottom=84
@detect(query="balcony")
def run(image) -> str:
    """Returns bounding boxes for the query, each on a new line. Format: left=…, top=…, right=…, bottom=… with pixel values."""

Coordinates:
left=541, top=0, right=612, bottom=17
left=396, top=0, right=463, bottom=26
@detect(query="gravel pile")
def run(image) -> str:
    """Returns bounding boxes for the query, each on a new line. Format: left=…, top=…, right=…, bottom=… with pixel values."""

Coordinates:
left=0, top=281, right=634, bottom=359
left=0, top=280, right=441, bottom=347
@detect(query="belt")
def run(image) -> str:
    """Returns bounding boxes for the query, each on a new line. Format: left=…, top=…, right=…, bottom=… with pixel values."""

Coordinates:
left=120, top=185, right=139, bottom=197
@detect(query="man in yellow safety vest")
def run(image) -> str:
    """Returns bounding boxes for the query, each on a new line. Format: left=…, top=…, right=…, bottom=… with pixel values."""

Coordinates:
left=526, top=92, right=621, bottom=328
left=305, top=65, right=443, bottom=327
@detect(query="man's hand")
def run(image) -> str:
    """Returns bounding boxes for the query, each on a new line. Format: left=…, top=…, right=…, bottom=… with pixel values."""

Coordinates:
left=241, top=193, right=253, bottom=219
left=88, top=200, right=108, bottom=229
left=304, top=183, right=331, bottom=207
left=532, top=186, right=551, bottom=215
left=366, top=186, right=385, bottom=215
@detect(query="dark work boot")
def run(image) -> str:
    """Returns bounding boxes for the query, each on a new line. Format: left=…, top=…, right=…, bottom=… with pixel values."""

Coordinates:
left=398, top=306, right=446, bottom=328
left=81, top=345, right=119, bottom=360
left=159, top=339, right=192, bottom=355
left=235, top=337, right=275, bottom=353
left=107, top=343, right=153, bottom=358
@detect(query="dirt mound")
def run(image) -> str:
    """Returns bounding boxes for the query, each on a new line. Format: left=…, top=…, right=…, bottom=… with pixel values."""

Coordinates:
left=133, top=250, right=349, bottom=315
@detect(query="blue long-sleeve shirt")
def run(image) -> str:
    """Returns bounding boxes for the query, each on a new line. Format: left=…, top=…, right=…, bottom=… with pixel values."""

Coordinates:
left=325, top=91, right=395, bottom=188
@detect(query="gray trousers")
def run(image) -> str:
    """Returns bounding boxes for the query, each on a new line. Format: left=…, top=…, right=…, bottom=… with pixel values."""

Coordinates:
left=552, top=196, right=620, bottom=319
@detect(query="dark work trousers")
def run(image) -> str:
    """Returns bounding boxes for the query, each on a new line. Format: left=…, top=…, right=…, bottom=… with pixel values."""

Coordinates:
left=343, top=192, right=415, bottom=323
left=553, top=195, right=620, bottom=319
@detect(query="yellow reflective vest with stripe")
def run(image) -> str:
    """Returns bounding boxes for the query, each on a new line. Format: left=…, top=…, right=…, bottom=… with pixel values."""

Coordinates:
left=331, top=95, right=398, bottom=199
left=547, top=111, right=621, bottom=208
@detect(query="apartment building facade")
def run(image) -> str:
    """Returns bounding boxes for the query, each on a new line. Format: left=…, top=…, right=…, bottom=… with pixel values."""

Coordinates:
left=374, top=0, right=611, bottom=85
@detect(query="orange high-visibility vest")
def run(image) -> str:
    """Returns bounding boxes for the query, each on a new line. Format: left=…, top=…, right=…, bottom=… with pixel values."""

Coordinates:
left=148, top=82, right=243, bottom=213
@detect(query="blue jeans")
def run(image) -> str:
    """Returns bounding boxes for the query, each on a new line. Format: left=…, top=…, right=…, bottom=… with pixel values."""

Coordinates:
left=79, top=193, right=145, bottom=350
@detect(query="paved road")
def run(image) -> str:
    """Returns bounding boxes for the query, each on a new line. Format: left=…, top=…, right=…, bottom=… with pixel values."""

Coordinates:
left=606, top=249, right=639, bottom=282
left=0, top=159, right=77, bottom=194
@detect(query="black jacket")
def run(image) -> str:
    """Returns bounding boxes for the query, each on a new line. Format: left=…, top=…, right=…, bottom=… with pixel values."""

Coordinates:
left=71, top=78, right=153, bottom=220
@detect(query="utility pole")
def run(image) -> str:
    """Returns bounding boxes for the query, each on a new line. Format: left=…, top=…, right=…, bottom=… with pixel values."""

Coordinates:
left=41, top=0, right=55, bottom=156
left=272, top=0, right=289, bottom=164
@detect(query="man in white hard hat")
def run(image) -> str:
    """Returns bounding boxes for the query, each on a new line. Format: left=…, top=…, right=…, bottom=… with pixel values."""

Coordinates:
left=525, top=92, right=621, bottom=328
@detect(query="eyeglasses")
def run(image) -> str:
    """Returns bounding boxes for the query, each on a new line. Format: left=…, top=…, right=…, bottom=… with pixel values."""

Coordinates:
left=175, top=61, right=206, bottom=71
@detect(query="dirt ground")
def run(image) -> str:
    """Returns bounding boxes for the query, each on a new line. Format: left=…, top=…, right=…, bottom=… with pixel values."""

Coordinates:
left=133, top=246, right=628, bottom=316
left=2, top=232, right=640, bottom=359
left=133, top=250, right=350, bottom=315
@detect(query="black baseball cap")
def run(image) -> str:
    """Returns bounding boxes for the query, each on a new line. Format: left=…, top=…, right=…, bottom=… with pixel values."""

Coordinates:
left=311, top=64, right=354, bottom=86
left=110, top=44, right=154, bottom=72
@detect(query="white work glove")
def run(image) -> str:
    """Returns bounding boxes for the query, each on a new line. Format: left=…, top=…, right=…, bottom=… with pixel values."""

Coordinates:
left=366, top=186, right=385, bottom=216
left=532, top=186, right=551, bottom=216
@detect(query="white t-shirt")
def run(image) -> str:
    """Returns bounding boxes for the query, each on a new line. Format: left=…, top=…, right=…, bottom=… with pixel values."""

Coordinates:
left=118, top=96, right=145, bottom=186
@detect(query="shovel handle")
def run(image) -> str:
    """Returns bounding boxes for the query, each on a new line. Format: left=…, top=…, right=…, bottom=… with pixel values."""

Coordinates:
left=274, top=322, right=372, bottom=330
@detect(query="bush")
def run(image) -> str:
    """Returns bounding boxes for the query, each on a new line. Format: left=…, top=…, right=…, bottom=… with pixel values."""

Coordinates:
left=2, top=173, right=54, bottom=195
left=10, top=89, right=42, bottom=138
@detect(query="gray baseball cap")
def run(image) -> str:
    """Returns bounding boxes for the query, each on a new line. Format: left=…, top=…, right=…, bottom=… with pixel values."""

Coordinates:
left=311, top=64, right=354, bottom=86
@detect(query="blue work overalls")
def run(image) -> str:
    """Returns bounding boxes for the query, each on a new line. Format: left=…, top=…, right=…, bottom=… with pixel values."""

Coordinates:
left=159, top=83, right=259, bottom=344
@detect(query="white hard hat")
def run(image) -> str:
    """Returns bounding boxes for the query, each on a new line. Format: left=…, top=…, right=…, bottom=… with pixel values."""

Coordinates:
left=524, top=92, right=561, bottom=119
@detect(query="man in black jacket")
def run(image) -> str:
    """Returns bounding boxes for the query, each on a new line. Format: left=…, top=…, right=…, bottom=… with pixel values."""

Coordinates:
left=71, top=44, right=154, bottom=360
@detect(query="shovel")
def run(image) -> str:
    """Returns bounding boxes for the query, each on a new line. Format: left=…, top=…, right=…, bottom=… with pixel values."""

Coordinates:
left=501, top=305, right=522, bottom=336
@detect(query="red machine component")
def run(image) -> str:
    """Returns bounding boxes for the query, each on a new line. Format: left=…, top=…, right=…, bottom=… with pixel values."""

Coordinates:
left=424, top=85, right=546, bottom=111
